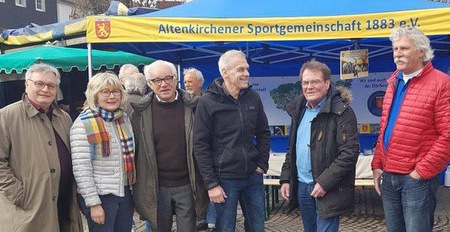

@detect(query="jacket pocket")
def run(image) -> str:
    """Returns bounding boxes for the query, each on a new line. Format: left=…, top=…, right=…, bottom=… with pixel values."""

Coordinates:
left=317, top=185, right=354, bottom=217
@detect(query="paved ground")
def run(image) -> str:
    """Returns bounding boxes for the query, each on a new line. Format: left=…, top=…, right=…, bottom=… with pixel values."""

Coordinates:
left=83, top=186, right=450, bottom=231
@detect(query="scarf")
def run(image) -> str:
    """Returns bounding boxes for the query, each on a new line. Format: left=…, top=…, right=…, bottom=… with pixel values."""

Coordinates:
left=79, top=107, right=135, bottom=185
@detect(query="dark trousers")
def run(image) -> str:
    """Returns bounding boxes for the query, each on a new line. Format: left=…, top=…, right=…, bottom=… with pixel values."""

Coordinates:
left=157, top=184, right=196, bottom=232
left=78, top=187, right=134, bottom=232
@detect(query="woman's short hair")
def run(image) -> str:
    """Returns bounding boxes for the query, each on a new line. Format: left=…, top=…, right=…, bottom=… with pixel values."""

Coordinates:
left=84, top=72, right=127, bottom=111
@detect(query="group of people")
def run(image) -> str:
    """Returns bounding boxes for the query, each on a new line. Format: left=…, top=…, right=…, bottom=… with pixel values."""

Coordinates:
left=0, top=26, right=448, bottom=232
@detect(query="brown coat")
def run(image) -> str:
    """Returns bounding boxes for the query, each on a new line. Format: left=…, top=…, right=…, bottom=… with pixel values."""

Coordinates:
left=0, top=95, right=82, bottom=232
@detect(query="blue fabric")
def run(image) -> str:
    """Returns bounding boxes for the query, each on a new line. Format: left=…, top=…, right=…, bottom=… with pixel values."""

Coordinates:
left=140, top=0, right=447, bottom=18
left=297, top=182, right=340, bottom=232
left=383, top=73, right=408, bottom=150
left=78, top=187, right=134, bottom=232
left=145, top=221, right=152, bottom=232
left=381, top=172, right=439, bottom=232
left=296, top=97, right=326, bottom=184
left=215, top=172, right=265, bottom=232
left=206, top=202, right=217, bottom=227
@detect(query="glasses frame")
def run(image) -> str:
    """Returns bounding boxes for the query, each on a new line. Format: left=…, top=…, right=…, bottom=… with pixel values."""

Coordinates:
left=27, top=79, right=58, bottom=90
left=301, top=79, right=325, bottom=88
left=147, top=75, right=176, bottom=86
left=99, top=89, right=122, bottom=97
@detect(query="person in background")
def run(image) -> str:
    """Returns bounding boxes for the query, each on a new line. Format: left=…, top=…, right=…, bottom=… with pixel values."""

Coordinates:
left=131, top=60, right=208, bottom=232
left=0, top=63, right=82, bottom=232
left=183, top=67, right=205, bottom=97
left=70, top=72, right=136, bottom=232
left=371, top=26, right=450, bottom=232
left=182, top=67, right=214, bottom=231
left=119, top=64, right=140, bottom=86
left=121, top=71, right=153, bottom=232
left=124, top=72, right=147, bottom=117
left=194, top=50, right=270, bottom=232
left=280, top=60, right=359, bottom=232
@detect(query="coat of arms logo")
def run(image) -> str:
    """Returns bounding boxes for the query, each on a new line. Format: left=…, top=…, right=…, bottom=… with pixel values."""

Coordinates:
left=95, top=18, right=111, bottom=39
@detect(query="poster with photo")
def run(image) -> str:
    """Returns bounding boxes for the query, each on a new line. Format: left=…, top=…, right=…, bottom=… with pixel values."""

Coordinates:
left=340, top=49, right=369, bottom=79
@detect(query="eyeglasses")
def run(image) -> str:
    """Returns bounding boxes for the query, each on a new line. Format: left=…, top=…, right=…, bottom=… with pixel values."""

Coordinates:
left=147, top=75, right=175, bottom=86
left=301, top=79, right=324, bottom=87
left=28, top=79, right=58, bottom=90
left=100, top=89, right=122, bottom=97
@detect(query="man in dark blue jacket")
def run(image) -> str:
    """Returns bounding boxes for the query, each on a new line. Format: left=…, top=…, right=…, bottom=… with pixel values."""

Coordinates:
left=194, top=50, right=270, bottom=232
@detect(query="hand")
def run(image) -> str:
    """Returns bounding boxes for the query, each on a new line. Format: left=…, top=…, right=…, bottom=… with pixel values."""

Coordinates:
left=208, top=185, right=227, bottom=203
left=373, top=168, right=383, bottom=196
left=90, top=204, right=105, bottom=225
left=281, top=183, right=290, bottom=200
left=255, top=167, right=264, bottom=174
left=310, top=183, right=326, bottom=198
left=409, top=170, right=421, bottom=180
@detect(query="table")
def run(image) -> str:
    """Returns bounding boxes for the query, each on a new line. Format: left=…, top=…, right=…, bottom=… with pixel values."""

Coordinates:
left=267, top=153, right=374, bottom=179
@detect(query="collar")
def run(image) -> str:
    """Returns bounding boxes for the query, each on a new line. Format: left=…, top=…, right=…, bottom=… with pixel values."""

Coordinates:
left=155, top=90, right=178, bottom=103
left=22, top=93, right=64, bottom=118
left=398, top=68, right=423, bottom=83
left=306, top=97, right=327, bottom=110
left=27, top=96, right=54, bottom=114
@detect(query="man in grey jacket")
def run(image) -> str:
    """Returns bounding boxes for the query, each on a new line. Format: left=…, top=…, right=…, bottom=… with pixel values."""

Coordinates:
left=131, top=60, right=208, bottom=232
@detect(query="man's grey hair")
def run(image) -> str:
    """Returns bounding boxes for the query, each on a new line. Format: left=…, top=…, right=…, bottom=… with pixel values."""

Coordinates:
left=390, top=26, right=434, bottom=62
left=143, top=60, right=177, bottom=80
left=124, top=73, right=147, bottom=94
left=183, top=68, right=204, bottom=85
left=218, top=50, right=246, bottom=76
left=119, top=64, right=139, bottom=80
left=25, top=63, right=61, bottom=84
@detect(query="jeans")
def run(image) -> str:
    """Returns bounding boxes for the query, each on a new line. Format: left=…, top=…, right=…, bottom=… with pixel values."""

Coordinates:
left=206, top=201, right=217, bottom=228
left=78, top=187, right=134, bottom=232
left=215, top=171, right=265, bottom=232
left=381, top=172, right=439, bottom=232
left=297, top=181, right=339, bottom=232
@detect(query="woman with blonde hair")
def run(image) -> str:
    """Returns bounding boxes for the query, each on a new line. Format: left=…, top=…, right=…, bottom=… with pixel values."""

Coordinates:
left=70, top=72, right=135, bottom=232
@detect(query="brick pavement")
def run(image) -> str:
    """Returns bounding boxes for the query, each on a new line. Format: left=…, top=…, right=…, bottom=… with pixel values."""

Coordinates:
left=84, top=186, right=450, bottom=231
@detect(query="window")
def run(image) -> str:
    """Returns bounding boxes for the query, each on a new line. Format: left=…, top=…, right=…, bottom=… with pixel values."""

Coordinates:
left=15, top=0, right=26, bottom=7
left=36, top=0, right=45, bottom=11
left=0, top=0, right=5, bottom=3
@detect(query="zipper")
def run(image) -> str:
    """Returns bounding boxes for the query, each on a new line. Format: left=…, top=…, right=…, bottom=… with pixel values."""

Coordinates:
left=237, top=100, right=248, bottom=177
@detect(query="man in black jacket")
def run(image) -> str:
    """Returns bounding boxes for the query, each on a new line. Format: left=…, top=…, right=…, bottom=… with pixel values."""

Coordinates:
left=280, top=60, right=359, bottom=232
left=194, top=50, right=270, bottom=232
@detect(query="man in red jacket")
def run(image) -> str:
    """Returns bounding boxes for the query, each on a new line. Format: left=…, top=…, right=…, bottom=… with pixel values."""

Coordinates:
left=372, top=27, right=450, bottom=232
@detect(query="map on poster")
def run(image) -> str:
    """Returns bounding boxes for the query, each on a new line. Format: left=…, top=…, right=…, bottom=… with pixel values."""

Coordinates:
left=250, top=72, right=390, bottom=126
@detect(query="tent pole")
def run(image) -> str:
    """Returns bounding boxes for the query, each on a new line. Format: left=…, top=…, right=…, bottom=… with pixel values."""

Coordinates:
left=246, top=42, right=249, bottom=57
left=87, top=43, right=93, bottom=79
left=177, top=63, right=181, bottom=89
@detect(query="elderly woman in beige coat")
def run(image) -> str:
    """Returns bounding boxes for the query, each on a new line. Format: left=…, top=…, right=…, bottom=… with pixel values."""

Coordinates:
left=0, top=63, right=82, bottom=232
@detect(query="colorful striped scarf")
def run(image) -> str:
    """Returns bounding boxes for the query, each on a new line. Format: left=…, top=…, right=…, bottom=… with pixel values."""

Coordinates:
left=79, top=107, right=135, bottom=185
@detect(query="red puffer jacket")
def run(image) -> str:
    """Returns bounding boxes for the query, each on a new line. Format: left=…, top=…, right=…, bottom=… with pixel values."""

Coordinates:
left=372, top=61, right=450, bottom=179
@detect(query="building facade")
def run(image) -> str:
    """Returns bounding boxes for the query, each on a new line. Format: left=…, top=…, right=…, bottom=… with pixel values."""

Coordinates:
left=0, top=0, right=57, bottom=33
